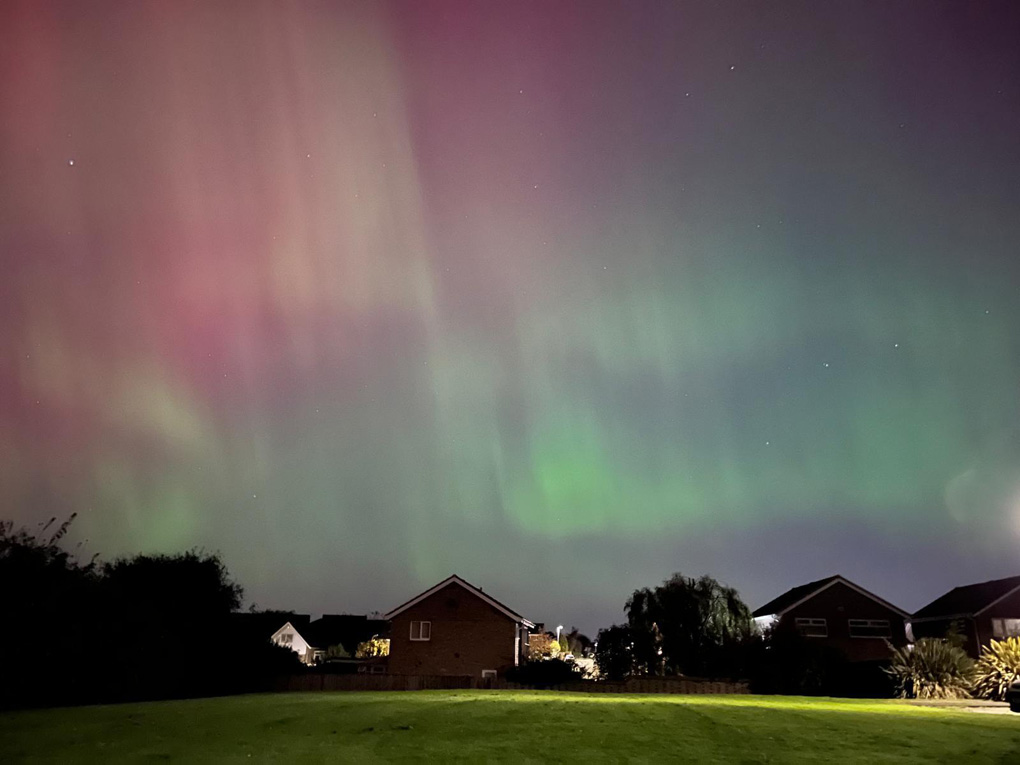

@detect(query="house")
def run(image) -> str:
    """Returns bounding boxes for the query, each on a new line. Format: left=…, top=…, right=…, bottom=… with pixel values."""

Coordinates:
left=384, top=574, right=534, bottom=679
left=911, top=574, right=1020, bottom=658
left=753, top=575, right=910, bottom=662
left=271, top=619, right=317, bottom=664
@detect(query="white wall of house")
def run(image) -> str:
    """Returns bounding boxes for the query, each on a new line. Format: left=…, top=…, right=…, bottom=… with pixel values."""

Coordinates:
left=271, top=621, right=314, bottom=664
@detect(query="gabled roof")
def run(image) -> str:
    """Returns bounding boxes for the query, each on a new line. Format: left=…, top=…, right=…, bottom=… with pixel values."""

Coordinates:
left=753, top=574, right=910, bottom=619
left=384, top=574, right=534, bottom=627
left=271, top=620, right=313, bottom=645
left=913, top=575, right=1020, bottom=621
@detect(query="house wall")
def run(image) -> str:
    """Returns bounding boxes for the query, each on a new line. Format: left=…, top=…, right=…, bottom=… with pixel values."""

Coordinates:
left=977, top=589, right=1020, bottom=652
left=388, top=582, right=519, bottom=678
left=272, top=623, right=315, bottom=664
left=780, top=581, right=909, bottom=662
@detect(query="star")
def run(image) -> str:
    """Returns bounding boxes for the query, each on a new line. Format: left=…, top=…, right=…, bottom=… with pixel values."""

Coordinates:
left=893, top=343, right=899, bottom=348
left=823, top=363, right=830, bottom=368
left=67, top=159, right=75, bottom=166
left=730, top=65, right=735, bottom=70
left=765, top=441, right=771, bottom=446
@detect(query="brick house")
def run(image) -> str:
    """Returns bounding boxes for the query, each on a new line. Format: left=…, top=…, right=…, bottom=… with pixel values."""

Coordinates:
left=911, top=574, right=1020, bottom=658
left=384, top=575, right=534, bottom=679
left=753, top=575, right=910, bottom=662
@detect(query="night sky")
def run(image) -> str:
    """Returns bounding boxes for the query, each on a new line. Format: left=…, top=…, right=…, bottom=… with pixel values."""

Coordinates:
left=3, top=1, right=1020, bottom=634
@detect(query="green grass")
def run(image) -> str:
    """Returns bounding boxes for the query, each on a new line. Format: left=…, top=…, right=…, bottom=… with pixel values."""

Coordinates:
left=2, top=691, right=1018, bottom=763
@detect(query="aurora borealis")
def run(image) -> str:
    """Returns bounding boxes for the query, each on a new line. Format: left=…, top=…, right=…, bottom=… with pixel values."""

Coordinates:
left=2, top=0, right=1020, bottom=632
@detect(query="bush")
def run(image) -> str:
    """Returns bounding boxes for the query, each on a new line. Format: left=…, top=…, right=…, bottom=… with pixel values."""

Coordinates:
left=747, top=622, right=849, bottom=696
left=506, top=658, right=579, bottom=688
left=885, top=637, right=974, bottom=699
left=973, top=636, right=1020, bottom=701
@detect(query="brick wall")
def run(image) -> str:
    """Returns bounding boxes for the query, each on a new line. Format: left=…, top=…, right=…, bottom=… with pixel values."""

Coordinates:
left=782, top=581, right=908, bottom=662
left=388, top=582, right=519, bottom=678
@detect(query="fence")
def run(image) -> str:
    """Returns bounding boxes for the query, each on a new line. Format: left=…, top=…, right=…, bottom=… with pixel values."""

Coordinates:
left=505, top=678, right=749, bottom=694
left=276, top=674, right=748, bottom=694
left=276, top=674, right=476, bottom=693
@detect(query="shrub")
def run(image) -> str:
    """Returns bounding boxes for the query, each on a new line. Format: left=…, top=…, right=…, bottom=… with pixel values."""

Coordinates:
left=885, top=637, right=974, bottom=699
left=506, top=658, right=579, bottom=688
left=747, top=621, right=849, bottom=696
left=973, top=636, right=1020, bottom=700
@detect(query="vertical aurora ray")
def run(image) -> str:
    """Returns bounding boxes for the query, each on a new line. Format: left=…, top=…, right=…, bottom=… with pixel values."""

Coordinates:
left=2, top=0, right=1020, bottom=629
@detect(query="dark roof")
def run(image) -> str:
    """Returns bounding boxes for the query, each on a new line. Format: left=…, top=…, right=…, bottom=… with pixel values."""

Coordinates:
left=753, top=575, right=909, bottom=619
left=913, top=575, right=1020, bottom=620
left=304, top=614, right=389, bottom=652
left=753, top=576, right=842, bottom=618
left=384, top=574, right=533, bottom=626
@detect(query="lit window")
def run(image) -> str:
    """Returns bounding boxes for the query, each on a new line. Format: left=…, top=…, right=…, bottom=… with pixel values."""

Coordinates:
left=481, top=669, right=497, bottom=679
left=410, top=621, right=431, bottom=641
left=848, top=619, right=892, bottom=638
left=795, top=618, right=827, bottom=637
left=992, top=618, right=1020, bottom=638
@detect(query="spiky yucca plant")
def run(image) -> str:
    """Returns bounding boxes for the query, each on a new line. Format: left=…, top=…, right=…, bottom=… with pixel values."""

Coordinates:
left=885, top=637, right=974, bottom=699
left=973, top=636, right=1020, bottom=700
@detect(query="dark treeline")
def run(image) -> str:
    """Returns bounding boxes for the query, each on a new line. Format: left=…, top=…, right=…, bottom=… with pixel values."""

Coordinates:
left=1, top=515, right=301, bottom=709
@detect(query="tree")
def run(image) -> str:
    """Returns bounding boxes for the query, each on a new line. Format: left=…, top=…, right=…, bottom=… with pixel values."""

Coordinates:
left=528, top=632, right=558, bottom=660
left=625, top=573, right=754, bottom=678
left=565, top=628, right=593, bottom=657
left=594, top=625, right=634, bottom=681
left=356, top=636, right=390, bottom=658
left=0, top=515, right=99, bottom=708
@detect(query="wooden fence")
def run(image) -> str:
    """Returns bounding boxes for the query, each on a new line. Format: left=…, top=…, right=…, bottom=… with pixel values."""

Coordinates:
left=276, top=674, right=747, bottom=695
left=506, top=678, right=749, bottom=694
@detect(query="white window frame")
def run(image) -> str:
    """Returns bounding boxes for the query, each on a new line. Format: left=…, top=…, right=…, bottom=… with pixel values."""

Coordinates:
left=279, top=633, right=293, bottom=644
left=481, top=669, right=497, bottom=679
left=410, top=620, right=432, bottom=641
left=794, top=617, right=827, bottom=638
left=992, top=618, right=1020, bottom=638
left=848, top=619, right=892, bottom=639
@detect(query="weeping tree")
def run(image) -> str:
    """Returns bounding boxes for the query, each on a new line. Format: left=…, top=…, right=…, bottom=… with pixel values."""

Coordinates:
left=625, top=573, right=754, bottom=678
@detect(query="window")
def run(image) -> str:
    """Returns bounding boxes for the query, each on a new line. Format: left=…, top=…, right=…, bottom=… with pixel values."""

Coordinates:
left=410, top=620, right=431, bottom=641
left=795, top=618, right=827, bottom=637
left=848, top=619, right=892, bottom=638
left=370, top=665, right=386, bottom=674
left=481, top=670, right=497, bottom=679
left=992, top=618, right=1020, bottom=638
left=279, top=633, right=293, bottom=644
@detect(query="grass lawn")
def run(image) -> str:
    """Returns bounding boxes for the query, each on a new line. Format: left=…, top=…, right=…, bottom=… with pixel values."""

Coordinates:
left=2, top=691, right=1019, bottom=763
